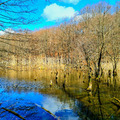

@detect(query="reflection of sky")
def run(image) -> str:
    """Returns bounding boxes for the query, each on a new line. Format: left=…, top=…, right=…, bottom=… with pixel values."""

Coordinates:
left=0, top=78, right=79, bottom=120
left=42, top=96, right=79, bottom=120
left=42, top=96, right=70, bottom=113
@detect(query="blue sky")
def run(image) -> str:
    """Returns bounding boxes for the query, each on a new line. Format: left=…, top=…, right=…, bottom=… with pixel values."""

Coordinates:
left=0, top=0, right=119, bottom=33
left=25, top=0, right=119, bottom=31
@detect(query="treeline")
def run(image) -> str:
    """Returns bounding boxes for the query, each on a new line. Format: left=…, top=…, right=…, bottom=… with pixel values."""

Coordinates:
left=0, top=2, right=120, bottom=77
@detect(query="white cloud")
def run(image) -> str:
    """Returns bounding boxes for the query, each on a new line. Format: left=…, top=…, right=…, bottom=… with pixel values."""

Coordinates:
left=0, top=31, right=5, bottom=35
left=5, top=28, right=15, bottom=34
left=0, top=28, right=15, bottom=36
left=61, top=0, right=80, bottom=5
left=42, top=3, right=77, bottom=21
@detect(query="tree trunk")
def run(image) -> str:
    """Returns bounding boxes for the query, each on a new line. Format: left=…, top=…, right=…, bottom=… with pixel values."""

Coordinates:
left=96, top=43, right=104, bottom=78
left=113, top=60, right=117, bottom=77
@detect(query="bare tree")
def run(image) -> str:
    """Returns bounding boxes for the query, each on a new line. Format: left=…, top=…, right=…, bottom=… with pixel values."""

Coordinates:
left=78, top=2, right=112, bottom=78
left=107, top=2, right=120, bottom=76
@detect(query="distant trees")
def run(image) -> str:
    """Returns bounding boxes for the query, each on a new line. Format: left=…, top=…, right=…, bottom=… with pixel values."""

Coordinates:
left=0, top=1, right=119, bottom=74
left=57, top=21, right=78, bottom=65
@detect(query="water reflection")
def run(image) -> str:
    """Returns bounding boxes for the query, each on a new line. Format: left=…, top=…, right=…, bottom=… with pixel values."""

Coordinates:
left=1, top=69, right=120, bottom=120
left=0, top=78, right=80, bottom=120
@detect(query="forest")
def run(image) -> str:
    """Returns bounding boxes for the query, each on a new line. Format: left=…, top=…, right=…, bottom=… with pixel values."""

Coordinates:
left=0, top=2, right=120, bottom=78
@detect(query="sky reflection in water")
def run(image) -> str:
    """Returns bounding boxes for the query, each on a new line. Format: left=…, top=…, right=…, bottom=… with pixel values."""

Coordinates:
left=0, top=78, right=79, bottom=120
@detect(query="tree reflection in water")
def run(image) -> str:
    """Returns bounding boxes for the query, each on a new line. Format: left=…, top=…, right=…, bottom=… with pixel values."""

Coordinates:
left=0, top=70, right=120, bottom=120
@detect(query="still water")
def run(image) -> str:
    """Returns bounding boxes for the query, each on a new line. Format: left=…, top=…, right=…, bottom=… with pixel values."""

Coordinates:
left=0, top=70, right=120, bottom=120
left=0, top=77, right=81, bottom=120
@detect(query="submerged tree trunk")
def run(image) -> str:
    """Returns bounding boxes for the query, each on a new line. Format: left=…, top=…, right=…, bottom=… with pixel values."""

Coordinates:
left=95, top=43, right=104, bottom=79
left=82, top=44, right=92, bottom=90
left=113, top=59, right=117, bottom=77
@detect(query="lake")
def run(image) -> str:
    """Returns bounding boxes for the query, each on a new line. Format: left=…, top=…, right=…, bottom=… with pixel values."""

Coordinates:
left=0, top=69, right=120, bottom=120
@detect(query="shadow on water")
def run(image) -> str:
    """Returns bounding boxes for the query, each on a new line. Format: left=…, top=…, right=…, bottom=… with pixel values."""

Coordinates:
left=0, top=70, right=120, bottom=120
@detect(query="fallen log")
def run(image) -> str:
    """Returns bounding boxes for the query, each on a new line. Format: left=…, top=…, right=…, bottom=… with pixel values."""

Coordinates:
left=35, top=103, right=59, bottom=120
left=2, top=107, right=25, bottom=120
left=113, top=97, right=120, bottom=103
left=111, top=97, right=120, bottom=109
left=111, top=101, right=120, bottom=108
